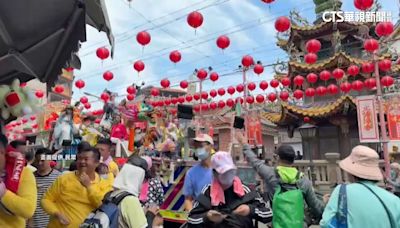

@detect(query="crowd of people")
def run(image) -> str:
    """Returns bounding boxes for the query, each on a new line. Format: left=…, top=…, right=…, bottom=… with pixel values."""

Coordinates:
left=1, top=127, right=400, bottom=228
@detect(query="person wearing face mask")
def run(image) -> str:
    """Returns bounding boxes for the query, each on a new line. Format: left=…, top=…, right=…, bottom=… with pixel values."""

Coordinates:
left=183, top=134, right=215, bottom=212
left=187, top=151, right=272, bottom=228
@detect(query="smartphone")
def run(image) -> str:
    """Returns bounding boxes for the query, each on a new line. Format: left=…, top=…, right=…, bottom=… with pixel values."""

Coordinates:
left=233, top=116, right=245, bottom=129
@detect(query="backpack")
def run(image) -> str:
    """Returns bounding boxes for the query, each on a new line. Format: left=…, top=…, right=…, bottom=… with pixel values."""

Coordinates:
left=80, top=191, right=132, bottom=228
left=272, top=170, right=304, bottom=228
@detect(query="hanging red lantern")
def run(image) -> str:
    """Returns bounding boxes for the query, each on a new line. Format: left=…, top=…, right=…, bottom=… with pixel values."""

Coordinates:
left=75, top=79, right=85, bottom=89
left=54, top=85, right=64, bottom=94
left=307, top=73, right=318, bottom=84
left=279, top=91, right=289, bottom=101
left=347, top=65, right=360, bottom=76
left=275, top=16, right=291, bottom=32
left=127, top=86, right=136, bottom=94
left=378, top=59, right=391, bottom=72
left=169, top=50, right=182, bottom=64
left=80, top=96, right=88, bottom=104
left=201, top=91, right=208, bottom=100
left=210, top=72, right=219, bottom=82
left=197, top=69, right=208, bottom=80
left=209, top=89, right=217, bottom=98
left=305, top=53, right=318, bottom=64
left=218, top=88, right=226, bottom=96
left=193, top=105, right=201, bottom=112
left=226, top=99, right=235, bottom=107
left=84, top=103, right=91, bottom=109
left=352, top=80, right=364, bottom=91
left=227, top=86, right=236, bottom=95
left=375, top=22, right=394, bottom=37
left=246, top=96, right=255, bottom=104
left=180, top=80, right=189, bottom=89
left=256, top=94, right=265, bottom=103
left=171, top=97, right=179, bottom=105
left=260, top=81, right=269, bottom=90
left=253, top=64, right=264, bottom=75
left=186, top=95, right=193, bottom=102
left=35, top=90, right=44, bottom=98
left=364, top=39, right=379, bottom=53
left=210, top=102, right=217, bottom=110
left=136, top=31, right=151, bottom=46
left=187, top=11, right=203, bottom=29
left=294, top=75, right=305, bottom=86
left=151, top=88, right=160, bottom=96
left=160, top=79, right=170, bottom=88
left=101, top=92, right=110, bottom=102
left=293, top=90, right=304, bottom=100
left=193, top=93, right=201, bottom=101
left=361, top=62, right=375, bottom=73
left=270, top=79, right=280, bottom=88
left=96, top=47, right=110, bottom=60
left=30, top=116, right=36, bottom=121
left=236, top=84, right=244, bottom=93
left=304, top=117, right=311, bottom=123
left=364, top=78, right=377, bottom=89
left=305, top=88, right=316, bottom=97
left=354, top=0, right=374, bottom=11
left=103, top=71, right=114, bottom=81
left=305, top=39, right=321, bottom=53
left=332, top=68, right=345, bottom=80
left=157, top=101, right=165, bottom=107
left=216, top=35, right=230, bottom=50
left=281, top=77, right=291, bottom=87
left=267, top=93, right=277, bottom=102
left=247, top=82, right=256, bottom=91
left=22, top=118, right=28, bottom=124
left=164, top=99, right=171, bottom=106
left=316, top=86, right=327, bottom=96
left=178, top=97, right=185, bottom=104
left=340, top=82, right=352, bottom=93
left=218, top=100, right=226, bottom=108
left=127, top=94, right=135, bottom=101
left=134, top=60, right=145, bottom=73
left=262, top=0, right=275, bottom=3
left=242, top=55, right=254, bottom=67
left=381, top=76, right=394, bottom=87
left=327, top=84, right=339, bottom=95
left=236, top=97, right=244, bottom=104
left=319, top=70, right=331, bottom=81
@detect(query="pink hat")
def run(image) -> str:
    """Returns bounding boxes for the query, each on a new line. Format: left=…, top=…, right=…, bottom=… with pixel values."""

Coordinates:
left=339, top=145, right=383, bottom=181
left=141, top=156, right=152, bottom=170
left=211, top=151, right=236, bottom=174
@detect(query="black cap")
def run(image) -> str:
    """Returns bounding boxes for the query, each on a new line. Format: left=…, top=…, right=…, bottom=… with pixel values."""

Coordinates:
left=275, top=145, right=296, bottom=164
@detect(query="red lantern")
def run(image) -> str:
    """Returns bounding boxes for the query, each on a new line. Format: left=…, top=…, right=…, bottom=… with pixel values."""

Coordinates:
left=75, top=79, right=85, bottom=89
left=279, top=91, right=289, bottom=101
left=319, top=70, right=331, bottom=81
left=151, top=88, right=160, bottom=96
left=281, top=77, right=291, bottom=87
left=260, top=81, right=269, bottom=90
left=164, top=99, right=171, bottom=106
left=304, top=117, right=311, bottom=123
left=253, top=64, right=264, bottom=75
left=160, top=79, right=170, bottom=88
left=294, top=75, right=305, bottom=86
left=256, top=94, right=265, bottom=103
left=275, top=16, right=291, bottom=32
left=268, top=93, right=277, bottom=102
left=364, top=78, right=377, bottom=89
left=246, top=96, right=255, bottom=104
left=242, top=55, right=254, bottom=67
left=375, top=22, right=394, bottom=37
left=186, top=95, right=193, bottom=102
left=236, top=97, right=244, bottom=104
left=217, top=88, right=226, bottom=96
left=201, top=91, right=208, bottom=100
left=332, top=68, right=345, bottom=80
left=305, top=88, right=315, bottom=97
left=227, top=86, right=236, bottom=95
left=316, top=86, right=327, bottom=96
left=218, top=101, right=226, bottom=108
left=210, top=72, right=219, bottom=82
left=347, top=65, right=360, bottom=76
left=361, top=62, right=375, bottom=73
left=305, top=53, right=317, bottom=64
left=307, top=73, right=318, bottom=84
left=157, top=101, right=165, bottom=107
left=101, top=92, right=110, bottom=102
left=136, top=31, right=151, bottom=46
left=22, top=118, right=28, bottom=124
left=127, top=86, right=136, bottom=94
left=127, top=94, right=135, bottom=101
left=169, top=50, right=181, bottom=64
left=197, top=69, right=208, bottom=80
left=180, top=80, right=189, bottom=89
left=193, top=105, right=201, bottom=112
left=381, top=76, right=394, bottom=87
left=32, top=124, right=38, bottom=129
left=352, top=80, right=364, bottom=91
left=378, top=59, right=391, bottom=72
left=305, top=39, right=321, bottom=53
left=236, top=84, right=244, bottom=93
left=327, top=84, right=339, bottom=95
left=210, top=102, right=217, bottom=110
left=103, top=71, right=114, bottom=81
left=262, top=0, right=275, bottom=3
left=216, top=35, right=230, bottom=50
left=340, top=82, right=352, bottom=93
left=30, top=116, right=36, bottom=121
left=171, top=97, right=179, bottom=105
left=193, top=93, right=201, bottom=101
left=270, top=79, right=280, bottom=88
left=364, top=39, right=379, bottom=53
left=54, top=85, right=64, bottom=94
left=35, top=90, right=44, bottom=98
left=226, top=99, right=235, bottom=107
left=354, top=0, right=374, bottom=11
left=134, top=60, right=145, bottom=73
left=209, top=90, right=217, bottom=98
left=293, top=90, right=304, bottom=100
left=80, top=96, right=88, bottom=104
left=84, top=103, right=91, bottom=109
left=96, top=47, right=110, bottom=60
left=187, top=11, right=203, bottom=29
left=247, top=82, right=256, bottom=91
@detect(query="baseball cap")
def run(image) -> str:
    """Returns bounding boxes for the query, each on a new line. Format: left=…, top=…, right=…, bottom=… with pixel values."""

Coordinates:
left=193, top=134, right=214, bottom=145
left=211, top=151, right=237, bottom=174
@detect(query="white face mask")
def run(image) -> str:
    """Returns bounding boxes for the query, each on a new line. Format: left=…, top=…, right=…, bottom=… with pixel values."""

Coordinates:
left=217, top=169, right=236, bottom=189
left=196, top=147, right=209, bottom=161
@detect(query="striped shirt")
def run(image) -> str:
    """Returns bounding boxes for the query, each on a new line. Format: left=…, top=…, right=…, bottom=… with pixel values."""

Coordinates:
left=32, top=169, right=61, bottom=228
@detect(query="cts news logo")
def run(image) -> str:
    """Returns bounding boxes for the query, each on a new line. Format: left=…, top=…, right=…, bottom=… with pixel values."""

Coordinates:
left=322, top=11, right=392, bottom=23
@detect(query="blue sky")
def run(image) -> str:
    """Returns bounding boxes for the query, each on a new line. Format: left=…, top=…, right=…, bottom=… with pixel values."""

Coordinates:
left=74, top=0, right=398, bottom=109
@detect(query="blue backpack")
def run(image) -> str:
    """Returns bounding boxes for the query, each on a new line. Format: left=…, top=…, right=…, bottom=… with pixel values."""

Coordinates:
left=80, top=191, right=132, bottom=228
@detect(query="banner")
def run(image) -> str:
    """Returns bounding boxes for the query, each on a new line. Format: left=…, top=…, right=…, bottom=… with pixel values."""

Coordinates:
left=386, top=95, right=400, bottom=140
left=357, top=95, right=380, bottom=143
left=247, top=116, right=263, bottom=146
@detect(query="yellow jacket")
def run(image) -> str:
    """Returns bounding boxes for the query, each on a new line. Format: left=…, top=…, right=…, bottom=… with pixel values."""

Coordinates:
left=41, top=172, right=113, bottom=228
left=108, top=160, right=119, bottom=177
left=0, top=167, right=37, bottom=228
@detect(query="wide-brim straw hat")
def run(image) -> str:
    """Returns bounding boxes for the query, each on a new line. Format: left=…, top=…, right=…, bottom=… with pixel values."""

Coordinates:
left=339, top=145, right=383, bottom=181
